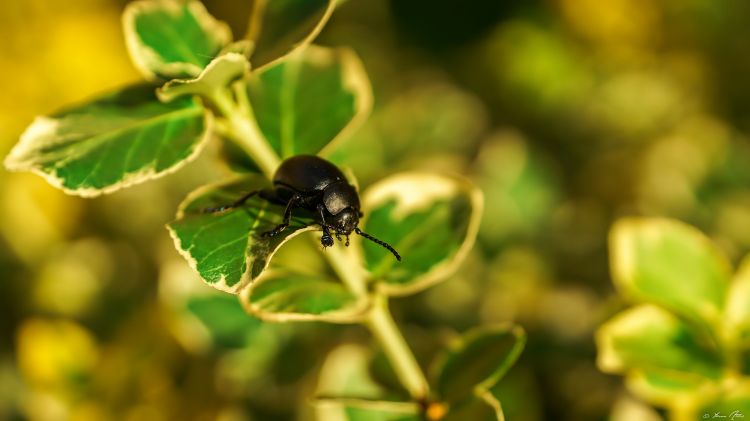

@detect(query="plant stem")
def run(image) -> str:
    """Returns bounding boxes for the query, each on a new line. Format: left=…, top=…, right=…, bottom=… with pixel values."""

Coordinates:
left=367, top=294, right=430, bottom=400
left=325, top=246, right=429, bottom=400
left=212, top=86, right=280, bottom=179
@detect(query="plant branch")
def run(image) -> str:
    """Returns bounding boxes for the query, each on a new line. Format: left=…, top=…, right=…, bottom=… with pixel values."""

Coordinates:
left=211, top=84, right=279, bottom=179
left=367, top=294, right=430, bottom=401
left=325, top=246, right=429, bottom=400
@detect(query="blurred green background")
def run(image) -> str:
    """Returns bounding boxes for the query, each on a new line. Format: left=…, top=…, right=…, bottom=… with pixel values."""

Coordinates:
left=3, top=0, right=750, bottom=419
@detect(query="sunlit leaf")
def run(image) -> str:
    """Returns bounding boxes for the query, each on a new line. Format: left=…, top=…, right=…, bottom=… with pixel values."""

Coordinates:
left=246, top=0, right=335, bottom=69
left=4, top=84, right=210, bottom=197
left=625, top=369, right=710, bottom=408
left=241, top=270, right=370, bottom=323
left=726, top=255, right=750, bottom=346
left=167, top=175, right=317, bottom=293
left=610, top=217, right=731, bottom=326
left=596, top=305, right=723, bottom=381
left=434, top=324, right=525, bottom=406
left=123, top=0, right=232, bottom=79
left=247, top=45, right=372, bottom=159
left=158, top=53, right=249, bottom=102
left=359, top=173, right=483, bottom=296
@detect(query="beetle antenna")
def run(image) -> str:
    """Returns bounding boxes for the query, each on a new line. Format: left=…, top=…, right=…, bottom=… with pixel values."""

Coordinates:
left=354, top=227, right=401, bottom=261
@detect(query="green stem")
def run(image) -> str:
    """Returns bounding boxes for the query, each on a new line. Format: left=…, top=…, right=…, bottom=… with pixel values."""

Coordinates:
left=325, top=246, right=429, bottom=400
left=212, top=86, right=280, bottom=179
left=367, top=294, right=430, bottom=400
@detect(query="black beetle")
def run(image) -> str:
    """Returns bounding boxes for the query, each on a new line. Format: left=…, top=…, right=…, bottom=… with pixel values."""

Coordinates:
left=203, top=155, right=401, bottom=261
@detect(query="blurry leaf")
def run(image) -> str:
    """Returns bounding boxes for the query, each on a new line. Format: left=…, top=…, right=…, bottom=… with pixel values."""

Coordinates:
left=17, top=318, right=98, bottom=390
left=596, top=305, right=723, bottom=381
left=474, top=133, right=559, bottom=245
left=185, top=294, right=262, bottom=348
left=247, top=0, right=335, bottom=69
left=167, top=175, right=316, bottom=293
left=434, top=324, right=525, bottom=406
left=484, top=21, right=590, bottom=112
left=359, top=173, right=483, bottom=296
left=441, top=389, right=505, bottom=421
left=241, top=271, right=370, bottom=323
left=313, top=398, right=421, bottom=421
left=247, top=45, right=372, bottom=159
left=158, top=53, right=249, bottom=102
left=692, top=383, right=750, bottom=421
left=315, top=344, right=419, bottom=420
left=726, top=255, right=750, bottom=346
left=4, top=84, right=209, bottom=197
left=625, top=369, right=710, bottom=407
left=123, top=0, right=232, bottom=79
left=610, top=218, right=731, bottom=326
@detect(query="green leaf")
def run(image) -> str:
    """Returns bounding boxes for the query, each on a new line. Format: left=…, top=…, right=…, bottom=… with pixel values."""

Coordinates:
left=434, top=324, right=525, bottom=406
left=158, top=53, right=249, bottom=102
left=167, top=175, right=317, bottom=293
left=246, top=45, right=372, bottom=160
left=358, top=173, right=483, bottom=296
left=246, top=0, right=335, bottom=69
left=185, top=293, right=262, bottom=348
left=726, top=255, right=750, bottom=346
left=4, top=84, right=209, bottom=197
left=610, top=217, right=732, bottom=326
left=596, top=305, right=723, bottom=381
left=314, top=398, right=421, bottom=421
left=124, top=0, right=232, bottom=79
left=241, top=270, right=370, bottom=323
left=625, top=369, right=710, bottom=408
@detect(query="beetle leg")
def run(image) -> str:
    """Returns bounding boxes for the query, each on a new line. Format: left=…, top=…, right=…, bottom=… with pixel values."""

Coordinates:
left=316, top=204, right=335, bottom=248
left=201, top=190, right=259, bottom=214
left=262, top=193, right=303, bottom=238
left=345, top=235, right=350, bottom=247
left=321, top=226, right=334, bottom=248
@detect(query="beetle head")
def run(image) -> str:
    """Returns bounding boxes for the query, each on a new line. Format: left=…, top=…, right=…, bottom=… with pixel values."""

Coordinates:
left=329, top=208, right=359, bottom=235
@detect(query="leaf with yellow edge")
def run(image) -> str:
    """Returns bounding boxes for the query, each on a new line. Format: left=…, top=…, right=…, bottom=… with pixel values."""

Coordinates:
left=247, top=45, right=372, bottom=160
left=358, top=173, right=483, bottom=296
left=246, top=0, right=335, bottom=69
left=158, top=53, right=249, bottom=102
left=4, top=84, right=210, bottom=197
left=609, top=218, right=731, bottom=326
left=123, top=0, right=232, bottom=79
left=596, top=305, right=723, bottom=381
left=241, top=269, right=371, bottom=323
left=167, top=175, right=316, bottom=294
